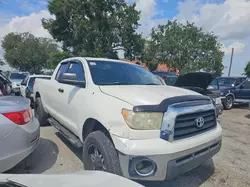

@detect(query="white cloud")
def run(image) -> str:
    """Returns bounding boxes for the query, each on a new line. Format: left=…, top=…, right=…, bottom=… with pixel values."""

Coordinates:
left=0, top=10, right=52, bottom=40
left=221, top=41, right=245, bottom=56
left=135, top=0, right=157, bottom=20
left=0, top=10, right=53, bottom=70
left=176, top=0, right=250, bottom=41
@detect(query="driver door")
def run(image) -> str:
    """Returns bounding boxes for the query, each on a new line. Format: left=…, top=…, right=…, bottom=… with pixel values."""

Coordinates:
left=235, top=79, right=250, bottom=100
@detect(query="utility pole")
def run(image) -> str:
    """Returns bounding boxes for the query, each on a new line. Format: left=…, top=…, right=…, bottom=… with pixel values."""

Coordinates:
left=228, top=48, right=234, bottom=77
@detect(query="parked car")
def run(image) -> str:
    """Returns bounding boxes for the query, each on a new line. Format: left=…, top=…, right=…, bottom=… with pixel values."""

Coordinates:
left=0, top=96, right=39, bottom=173
left=152, top=71, right=178, bottom=85
left=20, top=75, right=51, bottom=107
left=174, top=72, right=223, bottom=116
left=8, top=72, right=29, bottom=95
left=208, top=76, right=246, bottom=90
left=0, top=71, right=13, bottom=96
left=218, top=79, right=250, bottom=110
left=34, top=57, right=222, bottom=181
left=0, top=170, right=143, bottom=187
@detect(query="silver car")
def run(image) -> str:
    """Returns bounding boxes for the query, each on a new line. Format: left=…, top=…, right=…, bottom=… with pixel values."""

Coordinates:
left=0, top=96, right=40, bottom=172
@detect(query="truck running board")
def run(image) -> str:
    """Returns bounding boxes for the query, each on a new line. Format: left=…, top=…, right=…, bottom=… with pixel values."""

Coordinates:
left=48, top=118, right=83, bottom=148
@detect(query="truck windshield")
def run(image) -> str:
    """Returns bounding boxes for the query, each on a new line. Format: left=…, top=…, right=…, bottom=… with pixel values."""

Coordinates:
left=10, top=73, right=28, bottom=80
left=87, top=60, right=162, bottom=86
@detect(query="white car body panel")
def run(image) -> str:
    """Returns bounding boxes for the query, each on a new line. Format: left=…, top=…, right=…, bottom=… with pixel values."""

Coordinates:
left=0, top=171, right=144, bottom=187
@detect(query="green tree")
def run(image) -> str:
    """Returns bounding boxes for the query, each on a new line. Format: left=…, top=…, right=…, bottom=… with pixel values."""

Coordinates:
left=244, top=61, right=250, bottom=77
left=145, top=20, right=224, bottom=75
left=2, top=32, right=58, bottom=73
left=46, top=51, right=71, bottom=69
left=42, top=0, right=141, bottom=59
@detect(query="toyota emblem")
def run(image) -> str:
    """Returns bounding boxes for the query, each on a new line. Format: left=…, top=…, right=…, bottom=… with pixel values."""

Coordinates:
left=195, top=117, right=205, bottom=128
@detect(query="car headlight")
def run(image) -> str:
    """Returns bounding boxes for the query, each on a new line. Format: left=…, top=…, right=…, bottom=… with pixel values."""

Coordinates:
left=121, top=109, right=163, bottom=130
left=215, top=97, right=222, bottom=105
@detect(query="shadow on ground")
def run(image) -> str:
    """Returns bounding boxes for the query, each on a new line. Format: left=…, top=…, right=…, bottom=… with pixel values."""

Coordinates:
left=232, top=103, right=248, bottom=110
left=6, top=138, right=59, bottom=174
left=55, top=132, right=83, bottom=163
left=139, top=159, right=215, bottom=187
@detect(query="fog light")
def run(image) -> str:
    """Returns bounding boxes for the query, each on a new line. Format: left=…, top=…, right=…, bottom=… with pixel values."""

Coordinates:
left=134, top=159, right=156, bottom=177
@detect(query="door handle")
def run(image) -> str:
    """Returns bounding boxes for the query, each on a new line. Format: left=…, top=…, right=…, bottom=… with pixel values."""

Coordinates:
left=58, top=88, right=64, bottom=93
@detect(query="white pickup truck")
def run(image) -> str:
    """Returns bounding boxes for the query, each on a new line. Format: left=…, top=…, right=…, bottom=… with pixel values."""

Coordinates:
left=33, top=57, right=222, bottom=181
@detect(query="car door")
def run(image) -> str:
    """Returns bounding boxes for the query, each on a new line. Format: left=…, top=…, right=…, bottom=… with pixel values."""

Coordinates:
left=56, top=60, right=86, bottom=134
left=20, top=76, right=29, bottom=97
left=46, top=62, right=70, bottom=124
left=234, top=79, right=250, bottom=101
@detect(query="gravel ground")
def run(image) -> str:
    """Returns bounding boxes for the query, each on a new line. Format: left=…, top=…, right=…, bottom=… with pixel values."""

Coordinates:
left=7, top=106, right=250, bottom=187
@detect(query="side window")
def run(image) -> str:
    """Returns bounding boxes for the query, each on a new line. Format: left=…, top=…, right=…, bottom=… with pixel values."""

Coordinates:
left=67, top=62, right=85, bottom=81
left=243, top=80, right=250, bottom=89
left=235, top=79, right=241, bottom=86
left=56, top=63, right=69, bottom=80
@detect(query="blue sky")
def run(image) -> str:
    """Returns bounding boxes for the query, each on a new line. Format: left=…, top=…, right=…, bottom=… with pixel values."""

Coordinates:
left=0, top=0, right=249, bottom=76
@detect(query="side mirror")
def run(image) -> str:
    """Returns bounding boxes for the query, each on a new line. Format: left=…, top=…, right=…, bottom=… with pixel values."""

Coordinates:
left=21, top=82, right=26, bottom=86
left=239, top=84, right=244, bottom=89
left=58, top=73, right=85, bottom=87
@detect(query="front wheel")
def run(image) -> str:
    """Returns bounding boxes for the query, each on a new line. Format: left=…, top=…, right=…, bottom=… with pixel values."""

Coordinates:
left=223, top=95, right=233, bottom=110
left=82, top=131, right=122, bottom=175
left=34, top=97, right=49, bottom=126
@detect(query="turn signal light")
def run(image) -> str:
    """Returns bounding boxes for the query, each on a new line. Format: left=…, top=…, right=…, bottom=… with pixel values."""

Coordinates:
left=3, top=109, right=31, bottom=125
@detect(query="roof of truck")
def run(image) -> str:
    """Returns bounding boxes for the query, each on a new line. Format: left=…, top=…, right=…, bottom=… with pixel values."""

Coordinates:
left=61, top=57, right=134, bottom=65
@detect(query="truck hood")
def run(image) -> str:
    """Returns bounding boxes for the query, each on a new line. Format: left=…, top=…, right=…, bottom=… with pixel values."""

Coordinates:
left=10, top=79, right=23, bottom=84
left=99, top=85, right=199, bottom=106
left=174, top=72, right=215, bottom=89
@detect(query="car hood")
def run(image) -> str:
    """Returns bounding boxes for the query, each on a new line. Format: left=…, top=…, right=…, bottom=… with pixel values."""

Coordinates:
left=174, top=72, right=214, bottom=89
left=0, top=171, right=143, bottom=187
left=10, top=79, right=23, bottom=84
left=99, top=85, right=199, bottom=106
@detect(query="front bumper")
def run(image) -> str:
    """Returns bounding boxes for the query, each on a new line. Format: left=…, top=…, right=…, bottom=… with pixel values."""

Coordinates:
left=216, top=104, right=223, bottom=116
left=0, top=118, right=40, bottom=172
left=112, top=123, right=222, bottom=181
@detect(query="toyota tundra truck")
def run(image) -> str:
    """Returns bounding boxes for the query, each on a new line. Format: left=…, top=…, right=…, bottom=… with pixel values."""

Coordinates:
left=33, top=57, right=222, bottom=181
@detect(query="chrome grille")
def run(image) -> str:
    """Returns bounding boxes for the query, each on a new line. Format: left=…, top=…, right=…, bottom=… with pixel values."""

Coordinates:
left=174, top=110, right=216, bottom=140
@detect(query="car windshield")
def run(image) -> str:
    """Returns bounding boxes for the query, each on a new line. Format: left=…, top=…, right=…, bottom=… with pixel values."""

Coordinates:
left=87, top=60, right=162, bottom=86
left=28, top=77, right=50, bottom=86
left=10, top=73, right=28, bottom=80
left=217, top=78, right=236, bottom=86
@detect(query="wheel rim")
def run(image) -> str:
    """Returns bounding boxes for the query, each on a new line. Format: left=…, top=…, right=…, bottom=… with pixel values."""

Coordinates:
left=226, top=97, right=233, bottom=108
left=87, top=144, right=106, bottom=171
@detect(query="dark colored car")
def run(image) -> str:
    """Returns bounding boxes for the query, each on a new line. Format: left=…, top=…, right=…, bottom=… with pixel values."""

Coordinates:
left=174, top=72, right=223, bottom=116
left=207, top=76, right=248, bottom=110
left=217, top=79, right=250, bottom=110
left=0, top=71, right=13, bottom=96
left=152, top=71, right=178, bottom=86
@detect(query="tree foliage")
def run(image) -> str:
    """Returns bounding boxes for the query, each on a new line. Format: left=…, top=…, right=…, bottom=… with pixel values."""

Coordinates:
left=244, top=61, right=250, bottom=77
left=42, top=0, right=142, bottom=59
left=144, top=20, right=224, bottom=76
left=1, top=32, right=59, bottom=73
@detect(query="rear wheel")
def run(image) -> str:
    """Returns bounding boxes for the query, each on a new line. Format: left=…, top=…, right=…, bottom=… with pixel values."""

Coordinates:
left=223, top=95, right=233, bottom=110
left=35, top=97, right=48, bottom=126
left=82, top=131, right=122, bottom=175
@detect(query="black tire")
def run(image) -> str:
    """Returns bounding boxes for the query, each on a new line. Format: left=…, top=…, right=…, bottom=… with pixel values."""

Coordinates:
left=223, top=95, right=233, bottom=110
left=82, top=131, right=122, bottom=176
left=35, top=97, right=49, bottom=126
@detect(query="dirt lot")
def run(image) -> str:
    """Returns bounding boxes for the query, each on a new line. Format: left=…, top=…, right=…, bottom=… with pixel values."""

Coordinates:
left=7, top=106, right=250, bottom=187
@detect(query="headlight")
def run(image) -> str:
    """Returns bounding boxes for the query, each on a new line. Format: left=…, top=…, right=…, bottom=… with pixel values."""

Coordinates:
left=215, top=97, right=222, bottom=105
left=121, top=109, right=163, bottom=130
